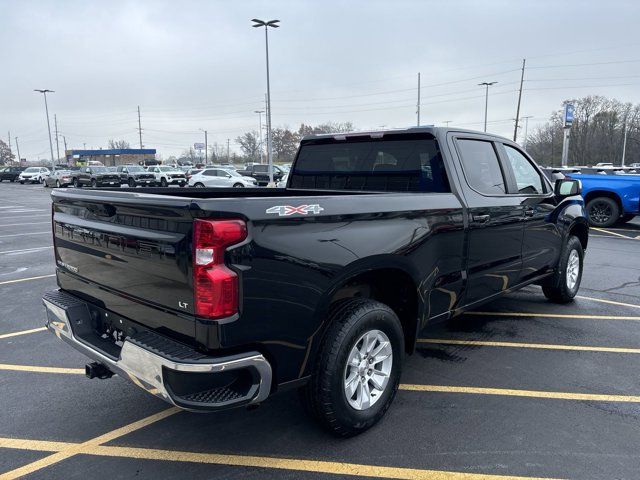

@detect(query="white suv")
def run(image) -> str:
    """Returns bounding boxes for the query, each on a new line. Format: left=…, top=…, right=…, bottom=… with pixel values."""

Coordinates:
left=189, top=167, right=257, bottom=188
left=19, top=167, right=50, bottom=184
left=147, top=166, right=187, bottom=187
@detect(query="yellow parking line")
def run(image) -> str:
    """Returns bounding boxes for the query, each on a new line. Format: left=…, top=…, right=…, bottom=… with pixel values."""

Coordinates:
left=466, top=311, right=640, bottom=321
left=418, top=338, right=640, bottom=354
left=0, top=327, right=47, bottom=340
left=591, top=227, right=639, bottom=240
left=399, top=384, right=640, bottom=403
left=0, top=437, right=561, bottom=480
left=576, top=295, right=640, bottom=310
left=0, top=363, right=84, bottom=375
left=0, top=408, right=178, bottom=480
left=0, top=274, right=55, bottom=286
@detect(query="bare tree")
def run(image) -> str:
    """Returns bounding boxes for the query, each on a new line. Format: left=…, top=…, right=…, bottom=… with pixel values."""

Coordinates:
left=236, top=132, right=261, bottom=161
left=0, top=139, right=15, bottom=165
left=108, top=139, right=131, bottom=149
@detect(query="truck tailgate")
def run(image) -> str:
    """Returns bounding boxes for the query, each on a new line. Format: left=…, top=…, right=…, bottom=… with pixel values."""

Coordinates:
left=52, top=190, right=196, bottom=337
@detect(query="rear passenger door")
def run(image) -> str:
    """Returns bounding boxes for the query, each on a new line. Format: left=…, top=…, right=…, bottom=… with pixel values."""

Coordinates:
left=497, top=143, right=561, bottom=282
left=451, top=135, right=525, bottom=306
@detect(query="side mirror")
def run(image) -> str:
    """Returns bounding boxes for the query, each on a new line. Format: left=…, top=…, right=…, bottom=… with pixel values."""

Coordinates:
left=554, top=178, right=581, bottom=197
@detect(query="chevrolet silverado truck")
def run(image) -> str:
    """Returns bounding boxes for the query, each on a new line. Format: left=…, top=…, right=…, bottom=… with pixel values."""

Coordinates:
left=42, top=127, right=588, bottom=436
left=566, top=172, right=639, bottom=227
left=71, top=166, right=121, bottom=188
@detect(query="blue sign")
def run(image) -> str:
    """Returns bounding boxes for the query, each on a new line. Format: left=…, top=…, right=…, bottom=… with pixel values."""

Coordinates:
left=564, top=104, right=575, bottom=127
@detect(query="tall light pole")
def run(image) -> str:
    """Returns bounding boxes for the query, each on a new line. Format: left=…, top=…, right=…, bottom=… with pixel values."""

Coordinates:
left=199, top=128, right=208, bottom=164
left=478, top=82, right=497, bottom=133
left=34, top=89, right=56, bottom=171
left=252, top=18, right=279, bottom=184
left=254, top=110, right=265, bottom=163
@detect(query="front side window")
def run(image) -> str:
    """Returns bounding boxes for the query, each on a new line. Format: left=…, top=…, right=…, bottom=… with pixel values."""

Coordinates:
left=456, top=139, right=506, bottom=195
left=503, top=145, right=545, bottom=194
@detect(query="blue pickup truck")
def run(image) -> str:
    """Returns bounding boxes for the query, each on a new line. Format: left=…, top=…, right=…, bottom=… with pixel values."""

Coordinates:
left=566, top=173, right=640, bottom=227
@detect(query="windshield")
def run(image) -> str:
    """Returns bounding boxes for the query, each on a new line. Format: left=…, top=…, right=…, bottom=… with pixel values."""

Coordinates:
left=159, top=166, right=174, bottom=172
left=92, top=167, right=107, bottom=173
left=24, top=167, right=39, bottom=173
left=127, top=166, right=144, bottom=172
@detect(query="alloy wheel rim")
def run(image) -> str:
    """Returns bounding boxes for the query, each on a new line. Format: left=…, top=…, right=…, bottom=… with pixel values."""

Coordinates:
left=566, top=249, right=580, bottom=290
left=590, top=202, right=612, bottom=224
left=343, top=329, right=393, bottom=411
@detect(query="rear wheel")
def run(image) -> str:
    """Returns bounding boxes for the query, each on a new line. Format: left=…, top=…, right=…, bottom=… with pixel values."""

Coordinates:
left=128, top=178, right=136, bottom=188
left=301, top=298, right=404, bottom=437
left=542, top=235, right=583, bottom=303
left=233, top=183, right=244, bottom=188
left=194, top=182, right=205, bottom=188
left=56, top=180, right=61, bottom=188
left=586, top=197, right=619, bottom=227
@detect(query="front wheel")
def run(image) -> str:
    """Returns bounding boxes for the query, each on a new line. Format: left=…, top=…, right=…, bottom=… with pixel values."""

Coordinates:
left=233, top=183, right=244, bottom=188
left=56, top=180, right=61, bottom=188
left=73, top=178, right=81, bottom=188
left=586, top=197, right=619, bottom=227
left=128, top=178, right=136, bottom=188
left=160, top=178, right=168, bottom=187
left=194, top=182, right=205, bottom=188
left=91, top=179, right=97, bottom=188
left=301, top=298, right=404, bottom=437
left=542, top=235, right=584, bottom=303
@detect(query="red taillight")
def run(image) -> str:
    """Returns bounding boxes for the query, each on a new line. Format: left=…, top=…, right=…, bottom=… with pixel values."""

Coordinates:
left=193, top=219, right=247, bottom=319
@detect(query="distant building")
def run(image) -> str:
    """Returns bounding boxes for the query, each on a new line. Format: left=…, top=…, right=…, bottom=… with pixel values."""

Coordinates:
left=64, top=148, right=157, bottom=167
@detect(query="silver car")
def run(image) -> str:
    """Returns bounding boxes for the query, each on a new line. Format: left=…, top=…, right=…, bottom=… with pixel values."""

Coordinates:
left=189, top=167, right=257, bottom=188
left=44, top=169, right=73, bottom=188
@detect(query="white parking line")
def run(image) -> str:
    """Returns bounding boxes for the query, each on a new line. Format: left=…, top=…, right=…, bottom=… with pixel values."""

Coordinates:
left=0, top=246, right=53, bottom=255
left=0, top=231, right=50, bottom=238
left=0, top=222, right=50, bottom=227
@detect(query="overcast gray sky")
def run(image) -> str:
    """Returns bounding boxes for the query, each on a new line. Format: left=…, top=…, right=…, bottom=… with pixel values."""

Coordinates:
left=2, top=0, right=640, bottom=161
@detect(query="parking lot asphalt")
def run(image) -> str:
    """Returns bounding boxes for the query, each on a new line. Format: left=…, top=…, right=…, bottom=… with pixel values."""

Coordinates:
left=1, top=182, right=640, bottom=480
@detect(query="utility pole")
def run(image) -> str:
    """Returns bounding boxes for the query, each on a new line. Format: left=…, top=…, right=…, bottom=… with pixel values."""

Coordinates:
left=199, top=129, right=208, bottom=164
left=54, top=114, right=60, bottom=164
left=7, top=131, right=12, bottom=163
left=513, top=59, right=526, bottom=141
left=63, top=136, right=67, bottom=152
left=520, top=115, right=533, bottom=149
left=255, top=110, right=265, bottom=163
left=478, top=82, right=497, bottom=132
left=416, top=72, right=421, bottom=126
left=252, top=18, right=280, bottom=184
left=227, top=139, right=230, bottom=162
left=34, top=89, right=56, bottom=172
left=14, top=136, right=21, bottom=165
left=621, top=122, right=628, bottom=167
left=137, top=106, right=143, bottom=148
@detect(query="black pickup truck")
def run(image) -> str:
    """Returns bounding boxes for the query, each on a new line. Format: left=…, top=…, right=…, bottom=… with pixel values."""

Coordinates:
left=70, top=166, right=121, bottom=188
left=236, top=163, right=284, bottom=186
left=43, top=127, right=588, bottom=436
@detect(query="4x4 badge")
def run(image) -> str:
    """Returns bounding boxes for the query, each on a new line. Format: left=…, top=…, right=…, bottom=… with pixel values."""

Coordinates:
left=266, top=204, right=325, bottom=216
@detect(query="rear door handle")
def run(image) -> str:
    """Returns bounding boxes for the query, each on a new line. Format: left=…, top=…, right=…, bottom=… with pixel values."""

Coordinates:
left=471, top=214, right=491, bottom=224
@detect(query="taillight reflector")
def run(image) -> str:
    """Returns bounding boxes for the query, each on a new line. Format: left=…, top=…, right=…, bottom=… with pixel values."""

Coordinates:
left=193, top=219, right=247, bottom=319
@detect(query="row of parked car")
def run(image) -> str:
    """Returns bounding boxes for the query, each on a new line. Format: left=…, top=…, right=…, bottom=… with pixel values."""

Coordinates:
left=0, top=163, right=292, bottom=189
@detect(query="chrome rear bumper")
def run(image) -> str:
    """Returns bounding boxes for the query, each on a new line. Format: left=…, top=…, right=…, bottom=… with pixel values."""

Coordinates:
left=43, top=290, right=272, bottom=412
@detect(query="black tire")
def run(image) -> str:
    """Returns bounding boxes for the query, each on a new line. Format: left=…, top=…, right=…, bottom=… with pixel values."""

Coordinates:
left=72, top=178, right=81, bottom=188
left=233, top=183, right=244, bottom=188
left=91, top=179, right=97, bottom=188
left=128, top=178, right=136, bottom=188
left=301, top=298, right=404, bottom=437
left=56, top=180, right=61, bottom=188
left=542, top=235, right=584, bottom=303
left=194, top=182, right=205, bottom=188
left=160, top=178, right=168, bottom=187
left=586, top=197, right=619, bottom=227
left=618, top=214, right=635, bottom=224
left=10, top=179, right=15, bottom=182
left=19, top=181, right=24, bottom=184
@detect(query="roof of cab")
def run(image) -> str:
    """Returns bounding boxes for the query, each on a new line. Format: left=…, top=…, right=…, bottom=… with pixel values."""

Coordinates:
left=300, top=126, right=511, bottom=143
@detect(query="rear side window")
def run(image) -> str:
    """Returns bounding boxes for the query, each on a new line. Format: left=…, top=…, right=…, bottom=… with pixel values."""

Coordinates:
left=456, top=139, right=506, bottom=195
left=290, top=136, right=450, bottom=193
left=503, top=145, right=545, bottom=194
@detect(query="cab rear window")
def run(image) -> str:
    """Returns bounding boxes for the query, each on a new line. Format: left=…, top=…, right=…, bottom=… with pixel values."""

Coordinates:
left=290, top=135, right=450, bottom=193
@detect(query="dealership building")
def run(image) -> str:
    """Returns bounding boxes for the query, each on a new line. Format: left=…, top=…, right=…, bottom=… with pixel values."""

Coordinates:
left=64, top=148, right=157, bottom=167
